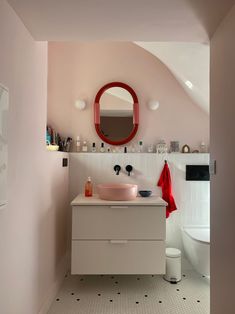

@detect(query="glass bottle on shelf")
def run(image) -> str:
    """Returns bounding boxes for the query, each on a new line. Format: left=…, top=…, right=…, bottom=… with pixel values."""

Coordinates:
left=82, top=141, right=88, bottom=152
left=91, top=142, right=96, bottom=153
left=200, top=142, right=207, bottom=153
left=137, top=140, right=143, bottom=152
left=148, top=144, right=154, bottom=153
left=100, top=142, right=105, bottom=153
left=76, top=136, right=81, bottom=152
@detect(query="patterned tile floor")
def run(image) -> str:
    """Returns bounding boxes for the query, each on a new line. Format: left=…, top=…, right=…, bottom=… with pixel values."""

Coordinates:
left=48, top=269, right=209, bottom=314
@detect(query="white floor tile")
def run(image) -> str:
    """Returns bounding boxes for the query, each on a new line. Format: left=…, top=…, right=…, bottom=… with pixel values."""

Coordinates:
left=48, top=269, right=209, bottom=314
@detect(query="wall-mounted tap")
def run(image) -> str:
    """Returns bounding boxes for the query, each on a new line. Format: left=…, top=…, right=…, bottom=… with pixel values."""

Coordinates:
left=125, top=165, right=133, bottom=176
left=114, top=165, right=121, bottom=175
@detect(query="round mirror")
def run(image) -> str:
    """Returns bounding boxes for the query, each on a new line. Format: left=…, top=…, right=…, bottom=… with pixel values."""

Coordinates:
left=94, top=82, right=139, bottom=145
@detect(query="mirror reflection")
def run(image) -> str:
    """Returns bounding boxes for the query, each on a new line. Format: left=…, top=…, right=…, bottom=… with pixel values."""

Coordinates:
left=100, top=87, right=134, bottom=141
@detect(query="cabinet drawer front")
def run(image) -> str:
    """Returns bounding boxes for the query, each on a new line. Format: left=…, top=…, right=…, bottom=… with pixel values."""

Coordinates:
left=72, top=206, right=165, bottom=240
left=71, top=240, right=165, bottom=274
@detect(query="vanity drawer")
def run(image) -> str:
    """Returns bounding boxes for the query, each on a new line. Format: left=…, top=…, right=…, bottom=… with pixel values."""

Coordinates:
left=71, top=240, right=165, bottom=274
left=72, top=205, right=165, bottom=240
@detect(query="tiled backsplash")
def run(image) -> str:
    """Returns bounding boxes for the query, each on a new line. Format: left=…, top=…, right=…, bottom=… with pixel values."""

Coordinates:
left=69, top=153, right=210, bottom=253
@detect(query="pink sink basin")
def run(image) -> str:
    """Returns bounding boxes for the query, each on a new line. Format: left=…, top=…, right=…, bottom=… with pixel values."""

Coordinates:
left=97, top=183, right=138, bottom=201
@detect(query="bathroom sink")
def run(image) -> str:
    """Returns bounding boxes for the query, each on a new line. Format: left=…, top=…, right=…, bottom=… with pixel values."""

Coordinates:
left=97, top=183, right=138, bottom=201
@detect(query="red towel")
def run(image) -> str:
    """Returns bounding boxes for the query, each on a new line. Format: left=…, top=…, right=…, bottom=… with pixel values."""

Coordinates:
left=157, top=162, right=177, bottom=218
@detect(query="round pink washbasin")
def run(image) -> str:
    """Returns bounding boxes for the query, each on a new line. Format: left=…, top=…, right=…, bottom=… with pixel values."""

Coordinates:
left=97, top=183, right=138, bottom=201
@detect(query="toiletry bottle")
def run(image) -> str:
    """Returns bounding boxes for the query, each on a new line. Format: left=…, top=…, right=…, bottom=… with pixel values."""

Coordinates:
left=100, top=142, right=105, bottom=153
left=148, top=144, right=154, bottom=153
left=91, top=142, right=96, bottom=153
left=82, top=141, right=88, bottom=152
left=76, top=136, right=81, bottom=152
left=137, top=140, right=143, bottom=152
left=46, top=129, right=51, bottom=145
left=131, top=144, right=135, bottom=153
left=200, top=142, right=207, bottom=153
left=85, top=177, right=93, bottom=197
left=107, top=146, right=111, bottom=153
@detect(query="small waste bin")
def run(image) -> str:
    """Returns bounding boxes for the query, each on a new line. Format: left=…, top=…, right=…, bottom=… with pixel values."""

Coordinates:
left=163, top=248, right=181, bottom=283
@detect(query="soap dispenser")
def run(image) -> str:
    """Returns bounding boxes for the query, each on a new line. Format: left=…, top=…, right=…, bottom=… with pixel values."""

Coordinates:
left=85, top=177, right=93, bottom=197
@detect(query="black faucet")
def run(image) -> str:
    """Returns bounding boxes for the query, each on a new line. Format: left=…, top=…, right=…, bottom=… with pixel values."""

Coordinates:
left=125, top=165, right=133, bottom=176
left=114, top=165, right=121, bottom=175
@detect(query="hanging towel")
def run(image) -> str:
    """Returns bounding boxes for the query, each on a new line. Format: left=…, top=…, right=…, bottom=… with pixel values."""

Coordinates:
left=157, top=162, right=177, bottom=218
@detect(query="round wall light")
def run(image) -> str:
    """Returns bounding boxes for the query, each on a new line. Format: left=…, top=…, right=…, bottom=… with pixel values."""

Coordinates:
left=74, top=99, right=86, bottom=110
left=148, top=100, right=160, bottom=111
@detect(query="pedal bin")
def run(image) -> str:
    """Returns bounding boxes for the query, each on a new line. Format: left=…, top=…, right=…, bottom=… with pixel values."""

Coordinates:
left=163, top=248, right=181, bottom=283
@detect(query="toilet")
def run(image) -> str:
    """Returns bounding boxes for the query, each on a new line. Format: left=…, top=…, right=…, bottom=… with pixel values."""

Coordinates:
left=181, top=226, right=210, bottom=277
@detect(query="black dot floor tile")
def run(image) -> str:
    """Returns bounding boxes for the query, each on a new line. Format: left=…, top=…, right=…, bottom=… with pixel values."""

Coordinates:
left=48, top=270, right=209, bottom=314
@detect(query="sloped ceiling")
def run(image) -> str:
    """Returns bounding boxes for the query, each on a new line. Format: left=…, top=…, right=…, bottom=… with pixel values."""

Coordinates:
left=135, top=42, right=209, bottom=113
left=7, top=0, right=235, bottom=42
left=7, top=0, right=231, bottom=113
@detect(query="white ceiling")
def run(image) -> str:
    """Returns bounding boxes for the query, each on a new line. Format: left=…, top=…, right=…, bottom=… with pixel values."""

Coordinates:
left=135, top=42, right=210, bottom=113
left=7, top=0, right=235, bottom=42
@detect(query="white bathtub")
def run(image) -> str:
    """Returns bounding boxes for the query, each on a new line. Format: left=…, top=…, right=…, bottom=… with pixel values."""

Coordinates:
left=181, top=226, right=210, bottom=276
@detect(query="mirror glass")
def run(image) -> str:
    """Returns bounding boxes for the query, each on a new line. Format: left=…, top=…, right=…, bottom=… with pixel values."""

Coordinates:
left=99, top=87, right=134, bottom=142
left=0, top=84, right=8, bottom=207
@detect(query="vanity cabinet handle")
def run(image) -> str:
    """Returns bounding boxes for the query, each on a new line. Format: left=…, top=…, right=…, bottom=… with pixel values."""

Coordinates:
left=110, top=206, right=129, bottom=209
left=110, top=240, right=128, bottom=244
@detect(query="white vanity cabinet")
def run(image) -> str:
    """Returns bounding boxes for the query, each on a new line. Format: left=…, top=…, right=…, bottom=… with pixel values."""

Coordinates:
left=71, top=195, right=167, bottom=275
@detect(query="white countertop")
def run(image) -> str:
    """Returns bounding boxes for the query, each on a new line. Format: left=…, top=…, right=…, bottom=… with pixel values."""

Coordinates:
left=71, top=194, right=167, bottom=206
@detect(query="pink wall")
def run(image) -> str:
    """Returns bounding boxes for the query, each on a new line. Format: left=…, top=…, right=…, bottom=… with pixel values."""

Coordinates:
left=211, top=4, right=235, bottom=314
left=47, top=42, right=209, bottom=151
left=0, top=1, right=69, bottom=313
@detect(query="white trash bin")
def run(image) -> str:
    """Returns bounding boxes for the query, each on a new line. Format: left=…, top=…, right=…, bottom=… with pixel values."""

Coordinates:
left=164, top=248, right=181, bottom=283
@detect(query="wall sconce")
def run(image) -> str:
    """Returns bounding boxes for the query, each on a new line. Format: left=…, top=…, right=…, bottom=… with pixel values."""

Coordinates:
left=74, top=99, right=86, bottom=110
left=148, top=100, right=160, bottom=111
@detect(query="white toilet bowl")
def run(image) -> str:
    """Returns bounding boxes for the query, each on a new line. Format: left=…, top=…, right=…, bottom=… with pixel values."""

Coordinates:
left=181, top=226, right=210, bottom=276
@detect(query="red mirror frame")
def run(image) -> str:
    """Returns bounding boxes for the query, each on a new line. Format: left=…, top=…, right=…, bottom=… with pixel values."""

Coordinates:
left=94, top=82, right=139, bottom=146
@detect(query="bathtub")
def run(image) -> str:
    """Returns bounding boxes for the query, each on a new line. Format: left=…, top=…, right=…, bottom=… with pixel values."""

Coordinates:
left=181, top=226, right=210, bottom=276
